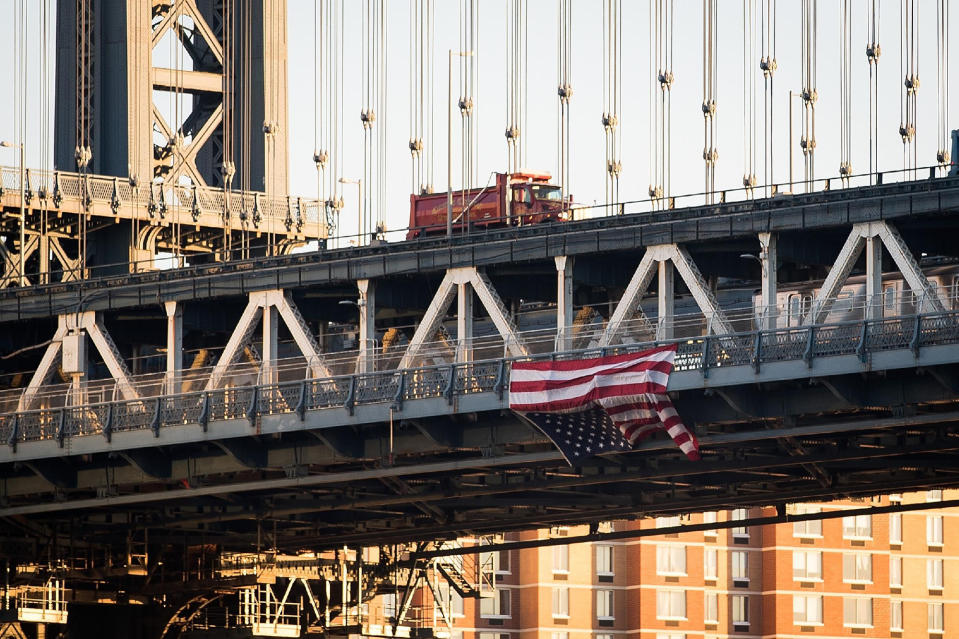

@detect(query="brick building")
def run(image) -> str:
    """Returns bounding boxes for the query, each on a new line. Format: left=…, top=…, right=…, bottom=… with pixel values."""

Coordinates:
left=394, top=490, right=958, bottom=639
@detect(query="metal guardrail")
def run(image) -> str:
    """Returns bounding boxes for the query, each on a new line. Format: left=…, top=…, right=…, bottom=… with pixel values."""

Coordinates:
left=2, top=310, right=958, bottom=451
left=0, top=165, right=326, bottom=236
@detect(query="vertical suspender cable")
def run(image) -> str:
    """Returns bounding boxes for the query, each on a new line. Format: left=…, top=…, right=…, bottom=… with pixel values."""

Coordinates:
left=866, top=0, right=880, bottom=182
left=900, top=0, right=919, bottom=176
left=742, top=0, right=757, bottom=196
left=936, top=0, right=949, bottom=174
left=800, top=0, right=817, bottom=191
left=703, top=0, right=718, bottom=204
left=650, top=0, right=673, bottom=208
left=603, top=0, right=621, bottom=209
left=557, top=0, right=572, bottom=203
left=838, top=0, right=852, bottom=184
left=760, top=0, right=776, bottom=196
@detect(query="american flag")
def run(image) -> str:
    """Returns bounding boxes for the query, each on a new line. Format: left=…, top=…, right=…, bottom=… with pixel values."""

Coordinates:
left=508, top=344, right=700, bottom=463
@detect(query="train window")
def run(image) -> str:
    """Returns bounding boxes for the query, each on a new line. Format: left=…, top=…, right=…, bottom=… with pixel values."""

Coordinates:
left=787, top=294, right=811, bottom=326
left=952, top=277, right=959, bottom=310
left=531, top=185, right=563, bottom=201
left=883, top=286, right=895, bottom=316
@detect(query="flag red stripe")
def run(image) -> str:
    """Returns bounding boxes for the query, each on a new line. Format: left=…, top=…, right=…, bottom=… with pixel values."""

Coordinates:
left=510, top=345, right=677, bottom=372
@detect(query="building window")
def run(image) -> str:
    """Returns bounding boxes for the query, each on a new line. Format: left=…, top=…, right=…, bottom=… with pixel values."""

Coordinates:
left=703, top=511, right=718, bottom=538
left=927, top=558, right=944, bottom=590
left=927, top=489, right=943, bottom=502
left=594, top=634, right=610, bottom=639
left=704, top=548, right=718, bottom=580
left=596, top=590, right=614, bottom=620
left=793, top=595, right=823, bottom=625
left=656, top=589, right=686, bottom=621
left=480, top=588, right=510, bottom=618
left=842, top=514, right=872, bottom=540
left=656, top=515, right=681, bottom=529
left=595, top=545, right=613, bottom=576
left=383, top=593, right=396, bottom=618
left=655, top=634, right=684, bottom=639
left=842, top=553, right=872, bottom=583
left=435, top=582, right=464, bottom=617
left=890, top=556, right=902, bottom=588
left=889, top=493, right=902, bottom=502
left=792, top=550, right=822, bottom=582
left=552, top=546, right=569, bottom=574
left=842, top=597, right=872, bottom=628
left=656, top=545, right=687, bottom=576
left=889, top=513, right=902, bottom=544
left=731, top=551, right=748, bottom=582
left=496, top=550, right=511, bottom=574
left=552, top=633, right=569, bottom=639
left=792, top=504, right=822, bottom=538
left=927, top=515, right=944, bottom=546
left=929, top=603, right=944, bottom=634
left=731, top=509, right=748, bottom=537
left=551, top=587, right=569, bottom=618
left=890, top=600, right=903, bottom=632
left=704, top=592, right=718, bottom=623
left=731, top=595, right=748, bottom=627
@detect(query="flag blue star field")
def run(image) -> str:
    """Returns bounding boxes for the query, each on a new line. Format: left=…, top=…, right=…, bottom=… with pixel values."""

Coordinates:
left=509, top=344, right=700, bottom=463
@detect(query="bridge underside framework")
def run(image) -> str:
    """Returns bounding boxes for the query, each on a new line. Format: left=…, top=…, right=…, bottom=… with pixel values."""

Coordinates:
left=0, top=176, right=957, bottom=555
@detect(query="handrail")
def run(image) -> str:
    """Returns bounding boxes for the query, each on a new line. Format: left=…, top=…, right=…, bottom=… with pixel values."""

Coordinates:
left=2, top=310, right=957, bottom=449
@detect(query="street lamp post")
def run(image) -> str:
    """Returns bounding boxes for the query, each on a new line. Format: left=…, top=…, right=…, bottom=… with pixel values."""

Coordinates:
left=338, top=177, right=362, bottom=247
left=447, top=50, right=474, bottom=238
left=0, top=141, right=25, bottom=286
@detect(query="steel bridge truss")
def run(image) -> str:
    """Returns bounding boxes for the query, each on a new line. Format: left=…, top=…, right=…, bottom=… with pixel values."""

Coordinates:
left=1, top=177, right=959, bottom=553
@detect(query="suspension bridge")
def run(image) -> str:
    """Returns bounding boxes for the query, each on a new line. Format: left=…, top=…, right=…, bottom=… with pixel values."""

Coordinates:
left=0, top=0, right=958, bottom=637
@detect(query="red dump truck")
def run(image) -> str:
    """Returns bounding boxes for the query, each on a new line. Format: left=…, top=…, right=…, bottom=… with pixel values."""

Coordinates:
left=406, top=171, right=567, bottom=239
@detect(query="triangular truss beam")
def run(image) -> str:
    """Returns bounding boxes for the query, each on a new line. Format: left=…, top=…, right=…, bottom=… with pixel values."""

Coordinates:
left=398, top=267, right=528, bottom=370
left=18, top=312, right=139, bottom=411
left=600, top=244, right=733, bottom=346
left=205, top=290, right=330, bottom=391
left=804, top=221, right=947, bottom=325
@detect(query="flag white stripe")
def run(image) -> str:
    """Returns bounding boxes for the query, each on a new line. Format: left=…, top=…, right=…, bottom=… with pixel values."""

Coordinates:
left=509, top=369, right=670, bottom=406
left=509, top=349, right=675, bottom=383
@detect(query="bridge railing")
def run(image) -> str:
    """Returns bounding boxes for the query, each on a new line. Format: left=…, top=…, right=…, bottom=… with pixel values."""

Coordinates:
left=0, top=165, right=327, bottom=238
left=2, top=308, right=959, bottom=449
left=2, top=163, right=956, bottom=285
left=2, top=285, right=957, bottom=415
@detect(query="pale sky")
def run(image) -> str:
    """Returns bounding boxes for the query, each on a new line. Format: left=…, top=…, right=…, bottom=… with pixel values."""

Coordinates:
left=1, top=0, right=957, bottom=240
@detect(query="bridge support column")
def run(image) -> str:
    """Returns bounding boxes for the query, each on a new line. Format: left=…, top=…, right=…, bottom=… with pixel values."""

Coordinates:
left=62, top=329, right=88, bottom=407
left=865, top=235, right=883, bottom=319
left=164, top=301, right=182, bottom=394
left=357, top=279, right=376, bottom=374
left=759, top=232, right=778, bottom=329
left=456, top=282, right=474, bottom=363
left=657, top=261, right=675, bottom=339
left=262, top=305, right=279, bottom=384
left=555, top=256, right=574, bottom=351
left=601, top=244, right=732, bottom=346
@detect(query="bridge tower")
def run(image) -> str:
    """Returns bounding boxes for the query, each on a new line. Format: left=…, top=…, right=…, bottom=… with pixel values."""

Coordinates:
left=51, top=0, right=289, bottom=270
left=54, top=0, right=288, bottom=192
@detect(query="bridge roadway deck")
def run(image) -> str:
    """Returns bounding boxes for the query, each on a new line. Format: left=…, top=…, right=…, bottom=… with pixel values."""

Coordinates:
left=2, top=311, right=959, bottom=550
left=2, top=175, right=958, bottom=323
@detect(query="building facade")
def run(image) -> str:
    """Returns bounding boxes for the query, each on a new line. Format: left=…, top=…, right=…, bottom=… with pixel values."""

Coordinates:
left=416, top=490, right=957, bottom=639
